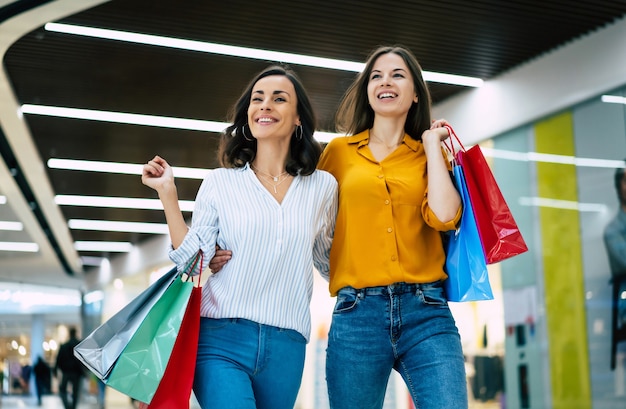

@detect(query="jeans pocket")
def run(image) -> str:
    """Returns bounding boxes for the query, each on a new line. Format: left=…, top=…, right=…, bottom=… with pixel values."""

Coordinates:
left=281, top=328, right=307, bottom=343
left=333, top=291, right=359, bottom=314
left=419, top=284, right=448, bottom=306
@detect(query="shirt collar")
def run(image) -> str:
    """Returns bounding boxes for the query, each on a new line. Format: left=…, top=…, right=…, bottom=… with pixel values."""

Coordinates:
left=347, top=129, right=420, bottom=152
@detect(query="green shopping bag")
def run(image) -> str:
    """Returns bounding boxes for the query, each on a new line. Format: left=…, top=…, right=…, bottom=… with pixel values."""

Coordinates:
left=105, top=273, right=194, bottom=403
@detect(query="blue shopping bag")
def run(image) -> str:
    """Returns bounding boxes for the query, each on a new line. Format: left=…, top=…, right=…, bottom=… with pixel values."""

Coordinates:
left=443, top=163, right=494, bottom=302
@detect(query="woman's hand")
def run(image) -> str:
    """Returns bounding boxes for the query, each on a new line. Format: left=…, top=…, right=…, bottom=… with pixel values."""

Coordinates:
left=142, top=155, right=175, bottom=193
left=209, top=246, right=232, bottom=273
left=422, top=118, right=451, bottom=144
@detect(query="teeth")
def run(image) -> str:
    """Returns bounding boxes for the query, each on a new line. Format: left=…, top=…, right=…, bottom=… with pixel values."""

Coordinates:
left=258, top=118, right=274, bottom=123
left=379, top=92, right=396, bottom=99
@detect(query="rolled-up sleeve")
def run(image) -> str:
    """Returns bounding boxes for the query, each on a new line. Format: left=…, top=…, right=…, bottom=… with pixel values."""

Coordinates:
left=169, top=174, right=219, bottom=275
left=313, top=176, right=338, bottom=281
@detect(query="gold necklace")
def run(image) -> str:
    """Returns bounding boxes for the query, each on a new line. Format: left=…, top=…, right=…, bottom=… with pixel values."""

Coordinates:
left=369, top=131, right=401, bottom=150
left=250, top=164, right=288, bottom=182
left=251, top=164, right=291, bottom=194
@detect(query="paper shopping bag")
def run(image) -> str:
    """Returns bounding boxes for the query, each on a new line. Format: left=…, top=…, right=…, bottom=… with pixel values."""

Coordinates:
left=105, top=273, right=194, bottom=403
left=443, top=163, right=494, bottom=302
left=458, top=145, right=528, bottom=263
left=74, top=267, right=179, bottom=380
left=444, top=125, right=528, bottom=264
left=139, top=283, right=201, bottom=408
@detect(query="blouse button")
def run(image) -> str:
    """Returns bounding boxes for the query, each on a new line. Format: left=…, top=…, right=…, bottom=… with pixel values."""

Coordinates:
left=387, top=227, right=393, bottom=233
left=385, top=200, right=390, bottom=205
left=378, top=175, right=384, bottom=179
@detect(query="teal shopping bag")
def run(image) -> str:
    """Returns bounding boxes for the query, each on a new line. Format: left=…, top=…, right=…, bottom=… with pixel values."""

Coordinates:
left=105, top=273, right=194, bottom=403
left=74, top=267, right=179, bottom=380
left=443, top=163, right=494, bottom=302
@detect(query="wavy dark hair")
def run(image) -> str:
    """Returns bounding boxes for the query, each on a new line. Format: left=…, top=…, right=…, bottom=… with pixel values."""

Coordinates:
left=334, top=45, right=432, bottom=140
left=219, top=65, right=321, bottom=176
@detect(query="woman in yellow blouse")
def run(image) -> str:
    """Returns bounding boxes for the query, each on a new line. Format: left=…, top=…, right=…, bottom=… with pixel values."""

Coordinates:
left=318, top=45, right=466, bottom=409
left=210, top=45, right=467, bottom=408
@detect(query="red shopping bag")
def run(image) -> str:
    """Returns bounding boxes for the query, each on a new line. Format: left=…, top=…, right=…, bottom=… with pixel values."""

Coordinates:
left=139, top=255, right=203, bottom=409
left=445, top=126, right=528, bottom=264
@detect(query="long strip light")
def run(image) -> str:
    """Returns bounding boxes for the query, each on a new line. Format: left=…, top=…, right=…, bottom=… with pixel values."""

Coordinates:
left=0, top=242, right=39, bottom=252
left=20, top=104, right=228, bottom=132
left=47, top=158, right=209, bottom=179
left=74, top=241, right=133, bottom=252
left=601, top=95, right=626, bottom=105
left=481, top=147, right=625, bottom=169
left=518, top=197, right=608, bottom=213
left=68, top=219, right=169, bottom=234
left=44, top=22, right=484, bottom=88
left=23, top=105, right=341, bottom=143
left=0, top=221, right=23, bottom=231
left=55, top=195, right=195, bottom=212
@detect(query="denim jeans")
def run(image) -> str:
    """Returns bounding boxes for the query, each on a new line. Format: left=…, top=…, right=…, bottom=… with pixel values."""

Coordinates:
left=326, top=282, right=468, bottom=409
left=193, top=317, right=306, bottom=409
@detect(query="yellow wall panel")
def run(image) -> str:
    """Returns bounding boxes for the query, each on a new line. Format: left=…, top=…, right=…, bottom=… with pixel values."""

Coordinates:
left=534, top=112, right=591, bottom=409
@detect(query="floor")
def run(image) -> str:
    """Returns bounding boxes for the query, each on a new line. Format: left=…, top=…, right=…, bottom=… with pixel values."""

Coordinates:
left=0, top=394, right=133, bottom=409
left=0, top=393, right=500, bottom=409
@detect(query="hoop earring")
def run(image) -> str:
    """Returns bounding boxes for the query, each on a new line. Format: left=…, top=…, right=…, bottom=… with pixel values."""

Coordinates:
left=242, top=124, right=254, bottom=142
left=295, top=125, right=303, bottom=141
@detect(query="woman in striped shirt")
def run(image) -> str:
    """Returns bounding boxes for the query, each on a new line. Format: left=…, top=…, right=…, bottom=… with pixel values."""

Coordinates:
left=141, top=65, right=337, bottom=409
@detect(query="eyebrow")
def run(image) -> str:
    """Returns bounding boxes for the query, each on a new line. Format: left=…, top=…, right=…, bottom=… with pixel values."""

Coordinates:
left=252, top=89, right=291, bottom=96
left=371, top=68, right=407, bottom=74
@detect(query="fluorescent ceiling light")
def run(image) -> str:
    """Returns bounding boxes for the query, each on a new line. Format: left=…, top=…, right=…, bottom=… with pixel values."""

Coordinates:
left=20, top=104, right=228, bottom=132
left=74, top=241, right=134, bottom=252
left=601, top=95, right=626, bottom=105
left=55, top=194, right=194, bottom=212
left=48, top=158, right=142, bottom=175
left=23, top=105, right=342, bottom=142
left=0, top=242, right=39, bottom=252
left=481, top=147, right=625, bottom=169
left=81, top=256, right=107, bottom=267
left=47, top=158, right=210, bottom=179
left=0, top=195, right=6, bottom=204
left=518, top=197, right=608, bottom=213
left=44, top=22, right=483, bottom=87
left=0, top=221, right=23, bottom=231
left=68, top=219, right=169, bottom=234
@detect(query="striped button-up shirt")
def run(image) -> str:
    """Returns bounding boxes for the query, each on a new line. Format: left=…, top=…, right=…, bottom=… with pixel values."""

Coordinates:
left=169, top=163, right=338, bottom=341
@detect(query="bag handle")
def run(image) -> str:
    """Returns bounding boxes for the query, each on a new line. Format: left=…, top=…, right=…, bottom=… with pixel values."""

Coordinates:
left=183, top=251, right=204, bottom=287
left=442, top=125, right=466, bottom=154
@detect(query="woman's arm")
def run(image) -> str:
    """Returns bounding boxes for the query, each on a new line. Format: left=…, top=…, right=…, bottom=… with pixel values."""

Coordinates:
left=422, top=120, right=461, bottom=223
left=142, top=155, right=188, bottom=248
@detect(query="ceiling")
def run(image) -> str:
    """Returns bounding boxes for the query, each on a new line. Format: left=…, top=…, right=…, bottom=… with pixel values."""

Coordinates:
left=1, top=0, right=626, bottom=297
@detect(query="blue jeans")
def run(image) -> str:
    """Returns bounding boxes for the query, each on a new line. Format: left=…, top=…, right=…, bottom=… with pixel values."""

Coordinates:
left=326, top=282, right=468, bottom=409
left=193, top=318, right=306, bottom=409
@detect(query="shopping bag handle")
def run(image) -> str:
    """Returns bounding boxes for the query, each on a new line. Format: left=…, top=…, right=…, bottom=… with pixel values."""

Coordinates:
left=183, top=251, right=204, bottom=287
left=442, top=125, right=467, bottom=157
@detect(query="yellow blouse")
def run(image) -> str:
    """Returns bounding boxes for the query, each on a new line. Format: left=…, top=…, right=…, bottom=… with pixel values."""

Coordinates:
left=318, top=130, right=461, bottom=295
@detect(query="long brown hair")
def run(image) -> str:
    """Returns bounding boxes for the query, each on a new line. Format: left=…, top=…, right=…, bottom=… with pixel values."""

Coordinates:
left=335, top=45, right=432, bottom=140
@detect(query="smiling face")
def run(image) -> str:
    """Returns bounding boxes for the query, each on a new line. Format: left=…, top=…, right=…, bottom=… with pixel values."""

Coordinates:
left=366, top=52, right=418, bottom=119
left=247, top=75, right=300, bottom=142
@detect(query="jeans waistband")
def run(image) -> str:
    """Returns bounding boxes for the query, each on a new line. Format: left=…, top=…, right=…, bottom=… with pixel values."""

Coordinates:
left=338, top=281, right=442, bottom=297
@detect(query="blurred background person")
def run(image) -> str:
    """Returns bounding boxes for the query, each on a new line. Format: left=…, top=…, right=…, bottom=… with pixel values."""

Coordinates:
left=33, top=355, right=52, bottom=406
left=55, top=327, right=84, bottom=409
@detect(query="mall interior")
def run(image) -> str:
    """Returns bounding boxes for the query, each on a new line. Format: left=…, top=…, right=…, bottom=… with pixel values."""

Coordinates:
left=1, top=1, right=626, bottom=408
